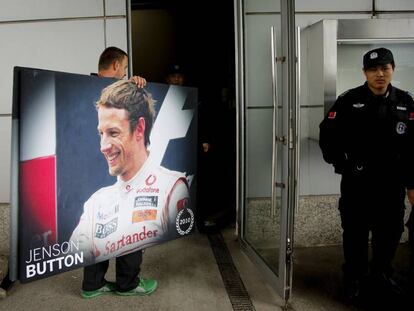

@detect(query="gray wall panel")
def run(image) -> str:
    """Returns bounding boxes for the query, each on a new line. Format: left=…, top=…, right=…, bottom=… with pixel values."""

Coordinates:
left=105, top=18, right=128, bottom=53
left=296, top=13, right=370, bottom=28
left=0, top=0, right=103, bottom=21
left=105, top=0, right=126, bottom=16
left=296, top=0, right=371, bottom=12
left=378, top=13, right=414, bottom=18
left=0, top=19, right=105, bottom=115
left=244, top=0, right=280, bottom=13
left=0, top=117, right=11, bottom=202
left=376, top=0, right=414, bottom=11
left=245, top=0, right=373, bottom=14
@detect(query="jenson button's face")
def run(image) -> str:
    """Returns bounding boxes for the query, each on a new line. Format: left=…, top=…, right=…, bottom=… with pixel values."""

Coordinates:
left=98, top=106, right=138, bottom=181
left=364, top=63, right=394, bottom=94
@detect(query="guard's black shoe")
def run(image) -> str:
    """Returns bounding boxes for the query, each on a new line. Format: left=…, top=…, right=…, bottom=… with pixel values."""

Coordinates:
left=343, top=278, right=363, bottom=303
left=374, top=273, right=404, bottom=297
left=364, top=277, right=408, bottom=311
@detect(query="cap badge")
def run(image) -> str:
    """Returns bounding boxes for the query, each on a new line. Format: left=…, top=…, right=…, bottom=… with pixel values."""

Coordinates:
left=370, top=52, right=378, bottom=59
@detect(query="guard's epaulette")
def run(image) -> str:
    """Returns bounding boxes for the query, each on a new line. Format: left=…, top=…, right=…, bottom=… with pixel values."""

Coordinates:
left=406, top=91, right=414, bottom=100
left=338, top=90, right=349, bottom=98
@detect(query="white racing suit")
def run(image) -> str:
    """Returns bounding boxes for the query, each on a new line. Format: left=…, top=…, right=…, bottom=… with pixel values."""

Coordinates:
left=70, top=156, right=193, bottom=263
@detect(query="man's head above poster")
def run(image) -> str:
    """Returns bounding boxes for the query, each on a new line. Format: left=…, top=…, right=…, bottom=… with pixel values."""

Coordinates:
left=98, top=46, right=129, bottom=80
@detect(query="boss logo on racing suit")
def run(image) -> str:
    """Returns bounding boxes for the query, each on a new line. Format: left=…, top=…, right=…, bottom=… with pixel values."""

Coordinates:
left=134, top=196, right=158, bottom=208
left=132, top=209, right=158, bottom=223
left=95, top=218, right=118, bottom=239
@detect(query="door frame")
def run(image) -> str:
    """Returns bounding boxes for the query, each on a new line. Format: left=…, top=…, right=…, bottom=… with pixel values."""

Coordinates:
left=234, top=0, right=298, bottom=303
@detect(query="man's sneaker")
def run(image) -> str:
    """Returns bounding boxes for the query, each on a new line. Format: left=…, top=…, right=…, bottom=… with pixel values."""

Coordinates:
left=116, top=278, right=158, bottom=296
left=81, top=281, right=116, bottom=299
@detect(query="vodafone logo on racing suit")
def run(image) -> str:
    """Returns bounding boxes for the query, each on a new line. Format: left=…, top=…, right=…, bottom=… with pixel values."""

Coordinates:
left=136, top=175, right=159, bottom=193
left=145, top=174, right=156, bottom=185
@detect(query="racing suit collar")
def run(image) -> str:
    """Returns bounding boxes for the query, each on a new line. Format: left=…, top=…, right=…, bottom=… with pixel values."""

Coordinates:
left=116, top=153, right=154, bottom=193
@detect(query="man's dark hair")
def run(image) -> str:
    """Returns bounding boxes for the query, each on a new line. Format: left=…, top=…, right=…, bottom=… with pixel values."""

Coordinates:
left=98, top=46, right=128, bottom=71
left=96, top=80, right=155, bottom=147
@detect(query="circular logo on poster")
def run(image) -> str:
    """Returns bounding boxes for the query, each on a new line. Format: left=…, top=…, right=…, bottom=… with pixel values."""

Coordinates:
left=176, top=208, right=194, bottom=236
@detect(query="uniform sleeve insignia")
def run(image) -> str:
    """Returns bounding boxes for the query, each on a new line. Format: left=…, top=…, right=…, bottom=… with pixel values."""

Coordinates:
left=328, top=111, right=337, bottom=119
left=409, top=112, right=414, bottom=120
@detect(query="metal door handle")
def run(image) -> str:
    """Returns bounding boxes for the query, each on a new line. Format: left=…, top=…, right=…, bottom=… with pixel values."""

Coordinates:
left=294, top=26, right=301, bottom=216
left=270, top=26, right=279, bottom=218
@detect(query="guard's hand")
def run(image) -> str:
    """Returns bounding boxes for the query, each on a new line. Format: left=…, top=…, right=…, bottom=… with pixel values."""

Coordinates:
left=407, top=189, right=414, bottom=205
left=129, top=75, right=147, bottom=88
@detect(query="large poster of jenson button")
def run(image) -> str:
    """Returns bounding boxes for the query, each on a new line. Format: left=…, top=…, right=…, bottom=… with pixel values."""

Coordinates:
left=13, top=67, right=197, bottom=283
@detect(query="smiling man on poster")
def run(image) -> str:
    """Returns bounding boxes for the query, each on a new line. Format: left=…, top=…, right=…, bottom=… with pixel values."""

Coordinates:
left=69, top=80, right=194, bottom=296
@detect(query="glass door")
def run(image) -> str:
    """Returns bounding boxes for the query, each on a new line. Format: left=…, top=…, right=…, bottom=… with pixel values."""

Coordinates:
left=234, top=0, right=299, bottom=303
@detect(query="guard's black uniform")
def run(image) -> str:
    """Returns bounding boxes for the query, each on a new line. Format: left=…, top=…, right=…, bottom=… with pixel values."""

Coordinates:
left=319, top=82, right=414, bottom=283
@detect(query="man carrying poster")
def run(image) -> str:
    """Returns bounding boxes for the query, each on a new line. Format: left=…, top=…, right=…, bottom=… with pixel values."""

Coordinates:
left=70, top=80, right=193, bottom=297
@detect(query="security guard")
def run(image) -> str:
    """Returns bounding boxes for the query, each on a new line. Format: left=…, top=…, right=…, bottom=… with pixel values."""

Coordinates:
left=319, top=47, right=414, bottom=302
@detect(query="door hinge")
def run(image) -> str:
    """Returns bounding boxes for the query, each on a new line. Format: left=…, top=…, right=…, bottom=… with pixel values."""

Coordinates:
left=286, top=238, right=293, bottom=265
left=275, top=182, right=285, bottom=189
left=276, top=56, right=286, bottom=63
left=288, top=127, right=294, bottom=149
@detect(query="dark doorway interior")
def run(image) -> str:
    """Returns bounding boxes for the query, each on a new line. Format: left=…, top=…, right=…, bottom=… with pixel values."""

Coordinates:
left=131, top=0, right=237, bottom=231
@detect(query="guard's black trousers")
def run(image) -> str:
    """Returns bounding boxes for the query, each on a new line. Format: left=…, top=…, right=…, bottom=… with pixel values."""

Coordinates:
left=339, top=174, right=405, bottom=280
left=82, top=250, right=143, bottom=292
